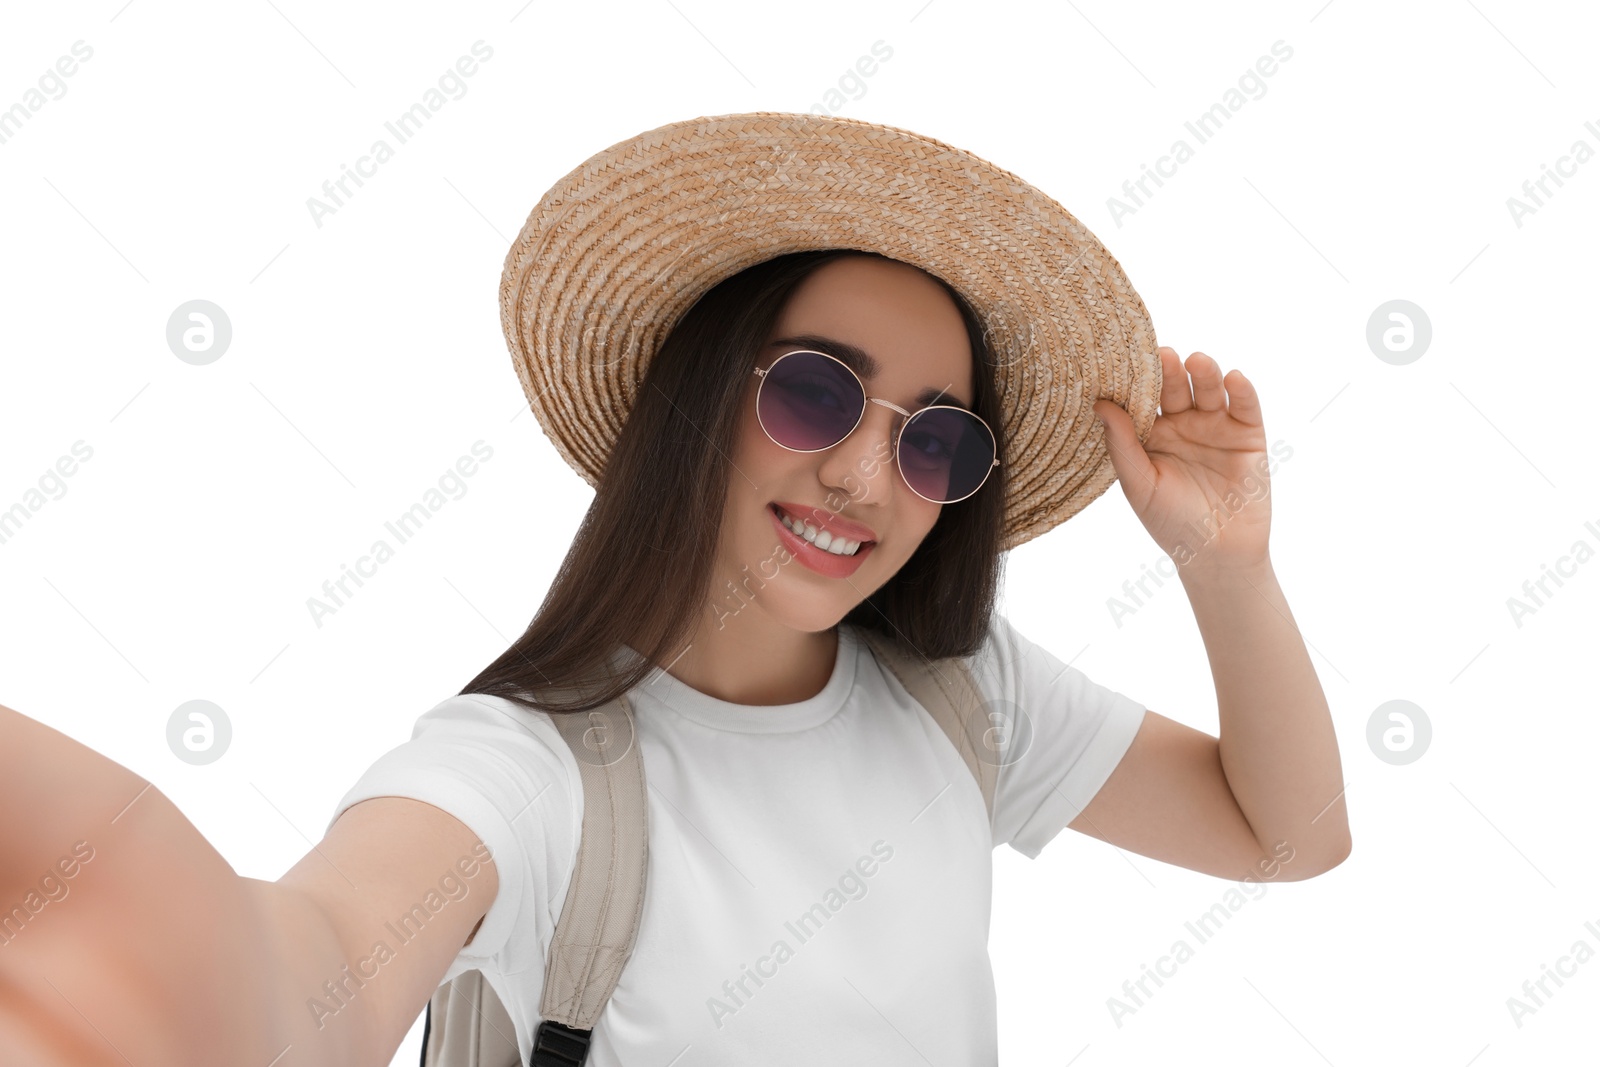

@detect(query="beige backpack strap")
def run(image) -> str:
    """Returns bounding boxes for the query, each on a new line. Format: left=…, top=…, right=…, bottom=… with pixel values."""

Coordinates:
left=531, top=693, right=649, bottom=1063
left=858, top=628, right=998, bottom=822
left=422, top=969, right=520, bottom=1067
left=420, top=692, right=649, bottom=1067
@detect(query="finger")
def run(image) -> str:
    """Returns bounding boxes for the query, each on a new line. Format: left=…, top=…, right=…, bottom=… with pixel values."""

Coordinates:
left=1156, top=346, right=1192, bottom=414
left=1187, top=352, right=1227, bottom=412
left=1223, top=368, right=1264, bottom=427
left=1093, top=398, right=1158, bottom=494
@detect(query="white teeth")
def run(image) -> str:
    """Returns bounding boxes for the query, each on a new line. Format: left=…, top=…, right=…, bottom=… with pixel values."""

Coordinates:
left=777, top=508, right=862, bottom=556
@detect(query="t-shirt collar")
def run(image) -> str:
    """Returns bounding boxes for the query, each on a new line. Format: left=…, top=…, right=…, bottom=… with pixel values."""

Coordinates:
left=614, top=626, right=859, bottom=733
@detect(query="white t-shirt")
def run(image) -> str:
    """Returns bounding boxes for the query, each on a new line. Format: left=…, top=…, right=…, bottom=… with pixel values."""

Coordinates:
left=327, top=612, right=1146, bottom=1066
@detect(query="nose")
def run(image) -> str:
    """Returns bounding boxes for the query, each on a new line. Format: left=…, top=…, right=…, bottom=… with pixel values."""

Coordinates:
left=817, top=398, right=901, bottom=509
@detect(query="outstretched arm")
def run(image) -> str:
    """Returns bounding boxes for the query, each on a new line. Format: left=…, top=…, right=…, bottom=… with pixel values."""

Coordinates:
left=0, top=701, right=497, bottom=1067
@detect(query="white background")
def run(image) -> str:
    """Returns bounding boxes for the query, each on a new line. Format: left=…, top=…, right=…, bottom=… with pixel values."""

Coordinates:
left=3, top=1, right=1598, bottom=1064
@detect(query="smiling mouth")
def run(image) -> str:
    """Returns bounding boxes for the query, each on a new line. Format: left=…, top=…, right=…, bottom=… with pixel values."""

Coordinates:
left=769, top=503, right=877, bottom=556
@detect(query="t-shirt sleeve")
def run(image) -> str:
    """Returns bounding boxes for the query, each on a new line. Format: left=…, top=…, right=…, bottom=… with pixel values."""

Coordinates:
left=323, top=692, right=580, bottom=975
left=973, top=612, right=1148, bottom=859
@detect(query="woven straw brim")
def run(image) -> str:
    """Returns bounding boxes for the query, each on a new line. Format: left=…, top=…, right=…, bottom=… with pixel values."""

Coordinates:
left=500, top=111, right=1161, bottom=552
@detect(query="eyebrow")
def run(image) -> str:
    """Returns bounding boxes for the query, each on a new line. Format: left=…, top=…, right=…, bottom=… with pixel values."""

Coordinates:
left=767, top=335, right=972, bottom=411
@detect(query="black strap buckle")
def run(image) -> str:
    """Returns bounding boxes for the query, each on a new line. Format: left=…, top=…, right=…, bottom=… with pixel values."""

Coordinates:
left=529, top=1019, right=592, bottom=1067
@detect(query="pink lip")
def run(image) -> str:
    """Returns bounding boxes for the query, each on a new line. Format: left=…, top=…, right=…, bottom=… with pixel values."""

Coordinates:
left=770, top=501, right=879, bottom=544
left=769, top=505, right=874, bottom=579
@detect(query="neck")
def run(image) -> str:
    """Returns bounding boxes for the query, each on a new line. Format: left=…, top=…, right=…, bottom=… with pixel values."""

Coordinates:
left=662, top=606, right=840, bottom=706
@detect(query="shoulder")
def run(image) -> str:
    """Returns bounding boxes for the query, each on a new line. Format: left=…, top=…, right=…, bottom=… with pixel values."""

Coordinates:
left=327, top=692, right=586, bottom=959
left=963, top=612, right=1149, bottom=858
left=372, top=692, right=584, bottom=804
left=401, top=691, right=584, bottom=834
left=850, top=613, right=1034, bottom=703
left=329, top=688, right=587, bottom=833
left=960, top=610, right=1115, bottom=710
left=410, top=691, right=574, bottom=753
left=937, top=610, right=1039, bottom=700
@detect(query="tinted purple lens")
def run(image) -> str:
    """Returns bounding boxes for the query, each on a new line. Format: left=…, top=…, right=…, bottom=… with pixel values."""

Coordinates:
left=898, top=407, right=996, bottom=503
left=757, top=350, right=865, bottom=452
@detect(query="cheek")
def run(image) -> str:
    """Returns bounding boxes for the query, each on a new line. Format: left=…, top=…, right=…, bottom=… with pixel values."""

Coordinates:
left=907, top=501, right=943, bottom=545
left=734, top=405, right=799, bottom=483
left=730, top=393, right=765, bottom=455
left=735, top=407, right=768, bottom=460
left=725, top=412, right=787, bottom=528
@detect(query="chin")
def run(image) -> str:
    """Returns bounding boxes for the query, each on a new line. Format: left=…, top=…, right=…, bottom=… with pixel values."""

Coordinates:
left=770, top=601, right=856, bottom=636
left=761, top=572, right=863, bottom=634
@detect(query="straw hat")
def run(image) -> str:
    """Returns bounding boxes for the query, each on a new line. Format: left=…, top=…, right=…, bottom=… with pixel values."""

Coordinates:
left=499, top=111, right=1161, bottom=551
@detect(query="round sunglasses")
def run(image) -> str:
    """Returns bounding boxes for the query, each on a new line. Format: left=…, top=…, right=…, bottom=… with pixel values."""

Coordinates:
left=750, top=348, right=1000, bottom=504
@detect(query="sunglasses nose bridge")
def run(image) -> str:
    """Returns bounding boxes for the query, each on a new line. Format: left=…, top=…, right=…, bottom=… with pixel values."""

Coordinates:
left=866, top=395, right=911, bottom=419
left=860, top=395, right=910, bottom=459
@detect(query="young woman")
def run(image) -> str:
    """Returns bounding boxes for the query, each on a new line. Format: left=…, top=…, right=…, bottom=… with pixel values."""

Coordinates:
left=0, top=115, right=1350, bottom=1067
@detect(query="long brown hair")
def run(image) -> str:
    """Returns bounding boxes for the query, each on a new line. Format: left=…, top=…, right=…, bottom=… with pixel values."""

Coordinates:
left=459, top=249, right=1008, bottom=715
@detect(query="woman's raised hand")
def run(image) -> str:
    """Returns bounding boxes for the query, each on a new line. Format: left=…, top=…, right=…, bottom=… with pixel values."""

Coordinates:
left=1093, top=346, right=1274, bottom=573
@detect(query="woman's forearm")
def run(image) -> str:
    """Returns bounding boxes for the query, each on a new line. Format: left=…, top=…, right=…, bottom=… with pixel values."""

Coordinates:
left=1178, top=559, right=1352, bottom=873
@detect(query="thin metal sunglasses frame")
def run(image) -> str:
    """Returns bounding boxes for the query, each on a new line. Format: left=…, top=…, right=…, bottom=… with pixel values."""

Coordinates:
left=750, top=347, right=1000, bottom=504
